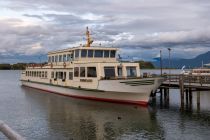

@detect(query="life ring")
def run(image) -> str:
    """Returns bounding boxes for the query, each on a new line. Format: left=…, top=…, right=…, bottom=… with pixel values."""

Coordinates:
left=63, top=62, right=66, bottom=68
left=50, top=63, right=53, bottom=68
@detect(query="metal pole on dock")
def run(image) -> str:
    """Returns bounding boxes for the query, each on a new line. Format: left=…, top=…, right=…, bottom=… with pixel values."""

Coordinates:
left=160, top=50, right=163, bottom=76
left=168, top=48, right=171, bottom=86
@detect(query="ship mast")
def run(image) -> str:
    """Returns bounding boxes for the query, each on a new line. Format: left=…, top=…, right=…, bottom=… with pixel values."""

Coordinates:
left=86, top=26, right=93, bottom=47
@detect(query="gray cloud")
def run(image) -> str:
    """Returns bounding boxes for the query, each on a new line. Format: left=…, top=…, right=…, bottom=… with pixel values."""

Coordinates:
left=1, top=0, right=210, bottom=62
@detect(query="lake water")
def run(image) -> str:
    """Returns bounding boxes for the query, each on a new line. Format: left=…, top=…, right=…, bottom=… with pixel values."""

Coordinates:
left=0, top=70, right=210, bottom=140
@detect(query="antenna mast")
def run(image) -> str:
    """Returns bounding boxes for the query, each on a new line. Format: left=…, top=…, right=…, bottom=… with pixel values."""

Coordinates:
left=86, top=26, right=93, bottom=47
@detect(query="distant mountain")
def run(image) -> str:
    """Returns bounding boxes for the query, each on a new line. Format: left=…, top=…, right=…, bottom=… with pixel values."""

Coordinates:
left=153, top=51, right=210, bottom=69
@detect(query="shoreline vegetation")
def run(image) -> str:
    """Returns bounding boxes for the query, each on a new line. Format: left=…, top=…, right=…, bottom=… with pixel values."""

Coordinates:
left=0, top=61, right=173, bottom=70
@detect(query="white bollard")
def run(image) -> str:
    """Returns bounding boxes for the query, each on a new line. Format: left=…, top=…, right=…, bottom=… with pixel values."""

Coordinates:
left=0, top=120, right=25, bottom=140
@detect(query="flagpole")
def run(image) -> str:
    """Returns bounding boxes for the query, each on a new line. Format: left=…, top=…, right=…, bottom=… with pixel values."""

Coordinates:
left=160, top=50, right=162, bottom=76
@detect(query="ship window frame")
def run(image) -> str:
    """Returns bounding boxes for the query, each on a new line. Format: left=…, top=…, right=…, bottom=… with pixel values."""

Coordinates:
left=67, top=54, right=71, bottom=61
left=45, top=71, right=47, bottom=78
left=63, top=54, right=66, bottom=62
left=74, top=67, right=79, bottom=77
left=59, top=55, right=62, bottom=62
left=104, top=50, right=110, bottom=58
left=41, top=71, right=44, bottom=78
left=75, top=50, right=80, bottom=58
left=88, top=50, right=94, bottom=57
left=110, top=50, right=116, bottom=58
left=80, top=67, right=86, bottom=77
left=55, top=55, right=58, bottom=62
left=52, top=56, right=55, bottom=62
left=81, top=50, right=87, bottom=58
left=87, top=67, right=97, bottom=77
left=126, top=66, right=137, bottom=77
left=94, top=50, right=103, bottom=57
left=51, top=71, right=54, bottom=78
left=69, top=72, right=73, bottom=80
left=104, top=67, right=116, bottom=79
left=48, top=56, right=51, bottom=63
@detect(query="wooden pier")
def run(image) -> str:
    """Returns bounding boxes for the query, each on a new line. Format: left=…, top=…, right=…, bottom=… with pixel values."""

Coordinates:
left=157, top=74, right=210, bottom=110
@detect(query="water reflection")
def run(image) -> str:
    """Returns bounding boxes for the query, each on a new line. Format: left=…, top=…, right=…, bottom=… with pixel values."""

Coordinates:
left=22, top=87, right=163, bottom=139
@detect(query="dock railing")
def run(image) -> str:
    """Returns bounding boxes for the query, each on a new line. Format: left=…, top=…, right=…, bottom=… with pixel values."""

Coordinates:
left=163, top=74, right=210, bottom=87
left=0, top=120, right=25, bottom=140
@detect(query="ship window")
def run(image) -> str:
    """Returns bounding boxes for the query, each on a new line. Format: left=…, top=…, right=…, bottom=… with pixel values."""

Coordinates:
left=55, top=72, right=58, bottom=79
left=51, top=72, right=54, bottom=78
left=67, top=54, right=71, bottom=61
left=71, top=51, right=74, bottom=59
left=74, top=67, right=79, bottom=77
left=87, top=67, right=97, bottom=77
left=88, top=50, right=93, bottom=57
left=80, top=67, right=86, bottom=77
left=58, top=72, right=63, bottom=79
left=45, top=71, right=47, bottom=78
left=48, top=56, right=51, bottom=63
left=52, top=56, right=55, bottom=62
left=37, top=71, right=39, bottom=77
left=42, top=71, right=44, bottom=78
left=104, top=50, right=110, bottom=57
left=75, top=50, right=80, bottom=58
left=63, top=72, right=66, bottom=80
left=55, top=55, right=58, bottom=62
left=110, top=50, right=116, bottom=58
left=95, top=50, right=103, bottom=57
left=34, top=71, right=36, bottom=77
left=126, top=67, right=137, bottom=77
left=81, top=50, right=87, bottom=57
left=104, top=67, right=115, bottom=79
left=63, top=54, right=66, bottom=62
left=69, top=72, right=73, bottom=80
left=39, top=71, right=41, bottom=77
left=59, top=55, right=62, bottom=62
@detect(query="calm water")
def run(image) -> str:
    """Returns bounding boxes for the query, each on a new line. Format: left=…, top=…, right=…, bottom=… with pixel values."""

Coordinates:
left=0, top=70, right=210, bottom=140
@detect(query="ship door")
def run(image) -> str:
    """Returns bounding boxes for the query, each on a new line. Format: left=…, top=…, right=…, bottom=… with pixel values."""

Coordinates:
left=117, top=67, right=122, bottom=78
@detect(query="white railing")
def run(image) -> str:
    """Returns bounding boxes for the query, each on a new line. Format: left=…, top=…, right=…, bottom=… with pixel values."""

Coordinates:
left=0, top=120, right=25, bottom=140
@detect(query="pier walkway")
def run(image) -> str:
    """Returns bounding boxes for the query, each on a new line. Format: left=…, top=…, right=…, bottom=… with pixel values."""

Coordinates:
left=155, top=74, right=210, bottom=110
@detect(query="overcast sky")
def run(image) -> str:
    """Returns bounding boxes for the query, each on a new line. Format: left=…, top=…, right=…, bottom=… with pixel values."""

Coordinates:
left=1, top=0, right=210, bottom=63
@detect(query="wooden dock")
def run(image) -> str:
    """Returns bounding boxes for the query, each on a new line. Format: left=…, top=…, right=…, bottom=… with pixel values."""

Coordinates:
left=156, top=74, right=210, bottom=110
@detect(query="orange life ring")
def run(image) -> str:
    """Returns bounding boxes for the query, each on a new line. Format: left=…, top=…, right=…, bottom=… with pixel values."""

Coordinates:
left=63, top=62, right=66, bottom=68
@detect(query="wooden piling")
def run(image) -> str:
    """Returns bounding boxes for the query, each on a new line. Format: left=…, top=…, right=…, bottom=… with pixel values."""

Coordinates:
left=197, top=91, right=200, bottom=111
left=179, top=75, right=184, bottom=109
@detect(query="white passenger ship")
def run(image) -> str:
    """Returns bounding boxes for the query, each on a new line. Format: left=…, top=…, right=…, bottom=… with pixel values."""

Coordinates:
left=20, top=27, right=163, bottom=106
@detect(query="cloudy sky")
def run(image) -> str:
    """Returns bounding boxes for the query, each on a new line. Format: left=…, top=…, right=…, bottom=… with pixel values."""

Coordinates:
left=1, top=0, right=210, bottom=63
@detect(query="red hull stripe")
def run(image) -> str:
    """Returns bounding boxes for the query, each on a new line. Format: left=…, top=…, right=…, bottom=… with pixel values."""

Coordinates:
left=22, top=85, right=148, bottom=107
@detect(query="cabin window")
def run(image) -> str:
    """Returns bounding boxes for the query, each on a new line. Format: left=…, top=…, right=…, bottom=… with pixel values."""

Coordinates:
left=42, top=71, right=44, bottom=78
left=69, top=72, right=73, bottom=80
left=88, top=50, right=93, bottom=57
left=94, top=50, right=103, bottom=57
left=63, top=72, right=66, bottom=80
left=51, top=72, right=54, bottom=78
left=63, top=54, right=66, bottom=62
left=75, top=50, right=80, bottom=58
left=87, top=67, right=97, bottom=77
left=52, top=56, right=55, bottom=62
left=81, top=50, right=87, bottom=57
left=126, top=67, right=137, bottom=77
left=59, top=55, right=62, bottom=62
left=118, top=67, right=122, bottom=77
left=67, top=54, right=71, bottom=61
left=58, top=72, right=63, bottom=79
left=80, top=67, right=86, bottom=77
left=55, top=55, right=58, bottom=62
left=104, top=67, right=115, bottom=79
left=34, top=71, right=37, bottom=77
left=36, top=71, right=39, bottom=77
left=45, top=71, right=47, bottom=78
left=74, top=67, right=79, bottom=77
left=110, top=50, right=116, bottom=58
left=55, top=72, right=58, bottom=79
left=48, top=56, right=51, bottom=63
left=39, top=71, right=41, bottom=77
left=104, top=50, right=110, bottom=57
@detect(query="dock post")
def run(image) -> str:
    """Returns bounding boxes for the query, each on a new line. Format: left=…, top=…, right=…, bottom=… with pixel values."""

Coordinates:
left=189, top=88, right=193, bottom=111
left=160, top=88, right=163, bottom=107
left=197, top=91, right=200, bottom=111
left=185, top=88, right=189, bottom=106
left=179, top=75, right=184, bottom=110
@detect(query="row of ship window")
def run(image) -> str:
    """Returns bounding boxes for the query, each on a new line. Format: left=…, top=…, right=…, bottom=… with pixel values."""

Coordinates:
left=48, top=49, right=116, bottom=63
left=26, top=71, right=47, bottom=78
left=25, top=67, right=97, bottom=80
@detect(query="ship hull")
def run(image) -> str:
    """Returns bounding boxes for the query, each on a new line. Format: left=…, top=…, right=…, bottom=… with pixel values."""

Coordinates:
left=21, top=77, right=163, bottom=106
